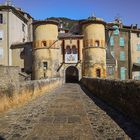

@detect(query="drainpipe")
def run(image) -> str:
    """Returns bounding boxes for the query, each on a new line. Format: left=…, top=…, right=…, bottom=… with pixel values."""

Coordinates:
left=7, top=7, right=9, bottom=65
left=128, top=30, right=132, bottom=79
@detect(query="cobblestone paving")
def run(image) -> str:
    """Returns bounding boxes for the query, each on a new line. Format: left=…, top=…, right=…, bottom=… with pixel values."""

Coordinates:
left=0, top=84, right=139, bottom=140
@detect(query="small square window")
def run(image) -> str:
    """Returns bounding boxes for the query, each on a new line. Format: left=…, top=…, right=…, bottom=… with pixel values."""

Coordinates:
left=43, top=62, right=48, bottom=69
left=95, top=40, right=100, bottom=47
left=42, top=41, right=47, bottom=47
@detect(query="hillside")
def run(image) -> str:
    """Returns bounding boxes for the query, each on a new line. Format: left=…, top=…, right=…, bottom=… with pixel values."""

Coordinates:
left=46, top=17, right=78, bottom=29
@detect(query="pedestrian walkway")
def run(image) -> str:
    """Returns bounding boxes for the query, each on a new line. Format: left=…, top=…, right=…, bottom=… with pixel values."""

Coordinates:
left=0, top=84, right=139, bottom=140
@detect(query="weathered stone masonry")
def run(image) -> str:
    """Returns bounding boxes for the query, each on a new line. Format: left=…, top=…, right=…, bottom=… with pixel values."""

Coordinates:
left=81, top=77, right=140, bottom=125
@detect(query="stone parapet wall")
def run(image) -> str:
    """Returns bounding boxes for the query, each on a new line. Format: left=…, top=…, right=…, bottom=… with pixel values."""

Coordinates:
left=0, top=66, right=20, bottom=87
left=81, top=77, right=140, bottom=124
left=0, top=78, right=63, bottom=112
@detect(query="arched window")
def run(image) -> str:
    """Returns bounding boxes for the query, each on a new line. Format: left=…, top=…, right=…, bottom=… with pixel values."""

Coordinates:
left=42, top=41, right=47, bottom=47
left=95, top=40, right=100, bottom=47
left=72, top=45, right=77, bottom=54
left=66, top=46, right=71, bottom=54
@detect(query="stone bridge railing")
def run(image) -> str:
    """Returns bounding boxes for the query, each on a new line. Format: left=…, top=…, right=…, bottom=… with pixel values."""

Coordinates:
left=81, top=77, right=140, bottom=125
left=0, top=78, right=63, bottom=112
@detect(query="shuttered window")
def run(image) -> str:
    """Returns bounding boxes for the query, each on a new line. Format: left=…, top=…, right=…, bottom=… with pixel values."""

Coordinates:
left=137, top=57, right=140, bottom=63
left=113, top=25, right=119, bottom=35
left=136, top=44, right=140, bottom=51
left=120, top=51, right=125, bottom=61
left=110, top=36, right=114, bottom=46
left=120, top=37, right=125, bottom=47
left=120, top=67, right=126, bottom=80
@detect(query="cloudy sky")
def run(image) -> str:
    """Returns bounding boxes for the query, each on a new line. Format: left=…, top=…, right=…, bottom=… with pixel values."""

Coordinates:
left=0, top=0, right=140, bottom=26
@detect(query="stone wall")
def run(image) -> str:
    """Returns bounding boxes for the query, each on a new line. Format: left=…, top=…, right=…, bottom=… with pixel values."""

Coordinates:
left=0, top=78, right=63, bottom=112
left=81, top=77, right=140, bottom=124
left=0, top=66, right=20, bottom=87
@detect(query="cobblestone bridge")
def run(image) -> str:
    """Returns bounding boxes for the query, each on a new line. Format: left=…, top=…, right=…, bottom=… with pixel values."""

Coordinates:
left=0, top=84, right=140, bottom=140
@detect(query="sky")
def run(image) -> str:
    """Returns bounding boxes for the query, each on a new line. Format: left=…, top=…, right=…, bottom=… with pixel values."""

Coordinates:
left=0, top=0, right=140, bottom=26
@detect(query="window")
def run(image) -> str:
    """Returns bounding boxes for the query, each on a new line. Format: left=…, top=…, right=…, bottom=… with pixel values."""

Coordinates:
left=108, top=67, right=114, bottom=75
left=66, top=46, right=71, bottom=54
left=113, top=25, right=119, bottom=35
left=72, top=45, right=77, bottom=54
left=96, top=69, right=101, bottom=78
left=0, top=14, right=3, bottom=24
left=120, top=67, right=126, bottom=80
left=43, top=62, right=48, bottom=69
left=95, top=40, right=100, bottom=47
left=136, top=44, right=140, bottom=51
left=137, top=57, right=140, bottom=63
left=0, top=30, right=3, bottom=40
left=120, top=51, right=125, bottom=61
left=137, top=33, right=140, bottom=38
left=22, top=23, right=25, bottom=32
left=119, top=37, right=125, bottom=47
left=111, top=51, right=115, bottom=58
left=0, top=47, right=3, bottom=59
left=110, top=36, right=114, bottom=46
left=42, top=41, right=47, bottom=47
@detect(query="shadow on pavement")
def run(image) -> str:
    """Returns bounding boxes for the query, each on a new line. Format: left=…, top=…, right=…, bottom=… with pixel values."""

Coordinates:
left=0, top=136, right=5, bottom=140
left=80, top=84, right=140, bottom=140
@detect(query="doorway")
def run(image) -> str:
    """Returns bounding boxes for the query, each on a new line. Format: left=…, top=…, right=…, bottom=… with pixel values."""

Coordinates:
left=65, top=66, right=79, bottom=83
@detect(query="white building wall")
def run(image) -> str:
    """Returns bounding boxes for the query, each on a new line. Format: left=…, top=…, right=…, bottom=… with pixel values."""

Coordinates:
left=8, top=11, right=28, bottom=66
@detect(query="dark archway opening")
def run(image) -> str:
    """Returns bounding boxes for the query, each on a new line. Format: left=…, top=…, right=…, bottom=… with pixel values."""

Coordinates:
left=65, top=66, right=79, bottom=83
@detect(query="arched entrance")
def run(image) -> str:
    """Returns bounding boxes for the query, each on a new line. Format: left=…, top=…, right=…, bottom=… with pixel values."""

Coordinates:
left=65, top=66, right=79, bottom=83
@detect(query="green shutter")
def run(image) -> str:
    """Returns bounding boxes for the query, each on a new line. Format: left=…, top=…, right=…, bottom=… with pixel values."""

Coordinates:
left=120, top=37, right=125, bottom=47
left=137, top=57, right=140, bottom=63
left=120, top=67, right=126, bottom=80
left=120, top=51, right=125, bottom=61
left=113, top=25, right=119, bottom=35
left=110, top=36, right=114, bottom=46
left=137, top=44, right=140, bottom=51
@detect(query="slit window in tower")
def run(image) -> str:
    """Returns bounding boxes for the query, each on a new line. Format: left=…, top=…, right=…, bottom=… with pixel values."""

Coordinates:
left=95, top=40, right=100, bottom=47
left=43, top=62, right=48, bottom=69
left=96, top=69, right=101, bottom=78
left=42, top=41, right=47, bottom=47
left=0, top=14, right=3, bottom=24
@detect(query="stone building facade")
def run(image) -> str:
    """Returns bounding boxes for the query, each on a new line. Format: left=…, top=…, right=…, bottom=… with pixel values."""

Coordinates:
left=32, top=18, right=109, bottom=82
left=0, top=3, right=140, bottom=81
left=0, top=4, right=33, bottom=69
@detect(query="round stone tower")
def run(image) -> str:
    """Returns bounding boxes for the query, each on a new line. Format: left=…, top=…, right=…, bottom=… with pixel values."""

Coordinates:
left=80, top=17, right=106, bottom=78
left=33, top=20, right=60, bottom=80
